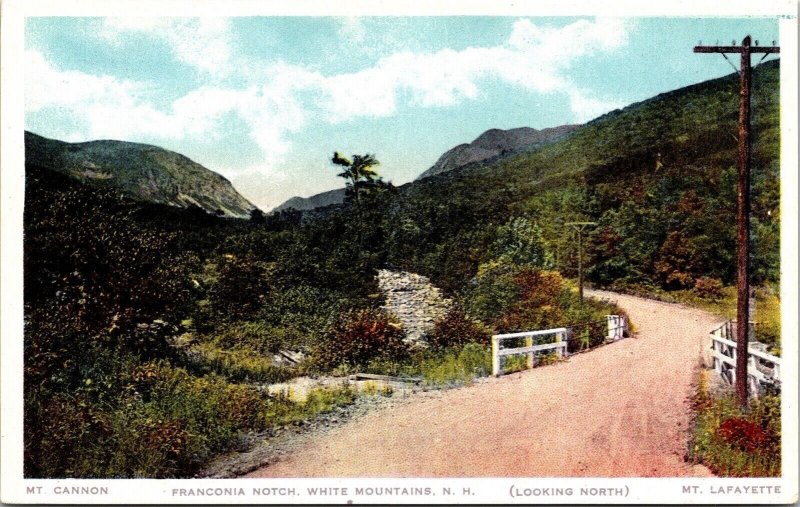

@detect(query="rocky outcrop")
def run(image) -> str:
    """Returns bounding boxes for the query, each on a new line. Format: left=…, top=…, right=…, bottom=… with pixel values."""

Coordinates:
left=376, top=269, right=452, bottom=346
left=416, top=124, right=580, bottom=180
left=25, top=131, right=257, bottom=218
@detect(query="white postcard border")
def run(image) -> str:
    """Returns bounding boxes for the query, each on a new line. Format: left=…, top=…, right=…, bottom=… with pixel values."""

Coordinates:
left=2, top=1, right=797, bottom=504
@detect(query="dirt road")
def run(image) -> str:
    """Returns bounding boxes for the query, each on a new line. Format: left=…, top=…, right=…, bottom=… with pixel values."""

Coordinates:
left=247, top=290, right=721, bottom=477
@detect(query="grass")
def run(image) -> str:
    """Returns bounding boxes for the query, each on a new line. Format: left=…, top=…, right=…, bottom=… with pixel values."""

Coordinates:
left=415, top=343, right=566, bottom=387
left=187, top=342, right=296, bottom=384
left=419, top=343, right=492, bottom=387
left=360, top=380, right=395, bottom=397
left=264, top=384, right=357, bottom=428
left=689, top=370, right=781, bottom=477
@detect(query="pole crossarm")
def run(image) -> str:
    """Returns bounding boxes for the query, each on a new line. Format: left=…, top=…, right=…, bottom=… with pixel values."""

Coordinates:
left=694, top=46, right=779, bottom=54
left=565, top=221, right=597, bottom=232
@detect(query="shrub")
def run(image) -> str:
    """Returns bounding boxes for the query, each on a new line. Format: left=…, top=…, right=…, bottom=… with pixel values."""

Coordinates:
left=748, top=394, right=781, bottom=452
left=427, top=307, right=491, bottom=350
left=694, top=276, right=724, bottom=300
left=493, top=269, right=569, bottom=332
left=513, top=269, right=566, bottom=305
left=718, top=417, right=768, bottom=452
left=212, top=321, right=275, bottom=353
left=187, top=342, right=295, bottom=384
left=312, top=308, right=409, bottom=371
left=754, top=290, right=781, bottom=352
left=209, top=254, right=270, bottom=322
left=466, top=260, right=521, bottom=323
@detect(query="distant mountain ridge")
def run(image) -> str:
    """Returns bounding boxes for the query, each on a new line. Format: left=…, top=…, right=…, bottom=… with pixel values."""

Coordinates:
left=272, top=187, right=347, bottom=213
left=416, top=124, right=580, bottom=180
left=271, top=124, right=579, bottom=213
left=25, top=131, right=256, bottom=218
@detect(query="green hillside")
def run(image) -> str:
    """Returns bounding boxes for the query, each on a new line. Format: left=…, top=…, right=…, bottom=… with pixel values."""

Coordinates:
left=382, top=59, right=779, bottom=293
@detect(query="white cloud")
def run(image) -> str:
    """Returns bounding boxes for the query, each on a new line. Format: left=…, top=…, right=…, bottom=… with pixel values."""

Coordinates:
left=316, top=17, right=631, bottom=123
left=27, top=17, right=632, bottom=194
left=25, top=49, right=139, bottom=114
left=26, top=48, right=178, bottom=140
left=568, top=89, right=627, bottom=123
left=26, top=48, right=311, bottom=182
left=99, top=17, right=232, bottom=73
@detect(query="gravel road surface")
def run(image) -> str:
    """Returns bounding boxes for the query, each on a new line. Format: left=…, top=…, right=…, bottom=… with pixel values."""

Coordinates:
left=247, top=290, right=720, bottom=477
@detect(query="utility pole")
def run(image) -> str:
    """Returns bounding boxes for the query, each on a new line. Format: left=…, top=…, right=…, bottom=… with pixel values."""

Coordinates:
left=565, top=222, right=596, bottom=302
left=694, top=36, right=779, bottom=408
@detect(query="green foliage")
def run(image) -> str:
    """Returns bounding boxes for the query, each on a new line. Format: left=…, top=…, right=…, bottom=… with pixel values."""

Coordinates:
left=754, top=291, right=781, bottom=354
left=24, top=166, right=198, bottom=360
left=209, top=321, right=279, bottom=353
left=494, top=269, right=570, bottom=332
left=264, top=385, right=357, bottom=427
left=256, top=285, right=352, bottom=350
left=311, top=308, right=409, bottom=371
left=331, top=152, right=389, bottom=206
left=466, top=260, right=522, bottom=324
left=23, top=61, right=781, bottom=479
left=187, top=342, right=295, bottom=383
left=25, top=354, right=271, bottom=478
left=249, top=208, right=266, bottom=224
left=207, top=253, right=271, bottom=322
left=491, top=216, right=553, bottom=267
left=427, top=307, right=492, bottom=350
left=360, top=381, right=395, bottom=397
left=25, top=350, right=355, bottom=478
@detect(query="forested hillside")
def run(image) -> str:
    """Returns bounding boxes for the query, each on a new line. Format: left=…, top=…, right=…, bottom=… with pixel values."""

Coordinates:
left=382, top=59, right=779, bottom=293
left=23, top=60, right=780, bottom=478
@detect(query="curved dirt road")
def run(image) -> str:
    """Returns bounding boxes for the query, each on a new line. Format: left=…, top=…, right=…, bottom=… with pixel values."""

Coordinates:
left=248, top=291, right=721, bottom=477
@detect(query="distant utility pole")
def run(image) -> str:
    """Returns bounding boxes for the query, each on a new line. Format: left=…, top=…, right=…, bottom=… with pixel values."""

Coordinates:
left=694, top=35, right=779, bottom=408
left=565, top=221, right=596, bottom=302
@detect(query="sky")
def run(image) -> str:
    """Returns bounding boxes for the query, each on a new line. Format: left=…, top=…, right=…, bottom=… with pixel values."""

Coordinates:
left=25, top=16, right=780, bottom=211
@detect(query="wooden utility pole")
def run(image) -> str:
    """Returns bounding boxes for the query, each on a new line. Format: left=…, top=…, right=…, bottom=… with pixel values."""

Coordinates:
left=565, top=222, right=596, bottom=301
left=694, top=36, right=779, bottom=408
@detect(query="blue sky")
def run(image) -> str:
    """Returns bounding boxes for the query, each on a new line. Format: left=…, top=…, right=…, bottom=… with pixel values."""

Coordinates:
left=25, top=16, right=779, bottom=210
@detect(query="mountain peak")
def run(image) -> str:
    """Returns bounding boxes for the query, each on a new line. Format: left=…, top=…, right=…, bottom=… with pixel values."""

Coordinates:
left=416, top=124, right=580, bottom=180
left=25, top=131, right=257, bottom=218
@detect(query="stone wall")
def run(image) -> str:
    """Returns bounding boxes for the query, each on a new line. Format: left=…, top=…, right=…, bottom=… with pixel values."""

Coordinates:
left=376, top=269, right=452, bottom=346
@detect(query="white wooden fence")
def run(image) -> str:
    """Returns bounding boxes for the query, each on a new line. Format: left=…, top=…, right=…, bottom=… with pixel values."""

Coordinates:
left=491, top=328, right=567, bottom=377
left=491, top=315, right=627, bottom=377
left=709, top=321, right=781, bottom=397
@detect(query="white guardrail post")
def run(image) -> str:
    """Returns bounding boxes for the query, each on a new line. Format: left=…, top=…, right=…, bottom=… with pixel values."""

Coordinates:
left=491, top=335, right=501, bottom=377
left=606, top=315, right=625, bottom=341
left=525, top=336, right=534, bottom=369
